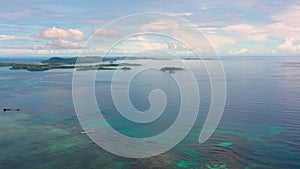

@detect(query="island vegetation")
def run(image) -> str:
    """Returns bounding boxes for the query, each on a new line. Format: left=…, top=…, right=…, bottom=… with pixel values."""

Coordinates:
left=41, top=56, right=153, bottom=64
left=160, top=67, right=184, bottom=74
left=0, top=57, right=188, bottom=73
left=0, top=57, right=141, bottom=72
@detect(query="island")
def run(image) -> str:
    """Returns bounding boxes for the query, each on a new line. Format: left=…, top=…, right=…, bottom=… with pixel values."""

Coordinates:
left=0, top=57, right=141, bottom=72
left=160, top=67, right=184, bottom=74
left=41, top=56, right=120, bottom=64
left=41, top=56, right=155, bottom=64
left=120, top=67, right=132, bottom=71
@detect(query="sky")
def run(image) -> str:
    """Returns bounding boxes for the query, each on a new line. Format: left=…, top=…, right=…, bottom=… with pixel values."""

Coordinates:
left=0, top=0, right=300, bottom=57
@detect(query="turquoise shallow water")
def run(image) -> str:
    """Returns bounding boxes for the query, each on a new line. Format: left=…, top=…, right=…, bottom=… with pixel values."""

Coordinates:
left=0, top=56, right=300, bottom=169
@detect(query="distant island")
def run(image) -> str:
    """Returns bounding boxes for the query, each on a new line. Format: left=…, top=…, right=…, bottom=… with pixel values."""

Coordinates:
left=0, top=57, right=187, bottom=72
left=41, top=56, right=160, bottom=65
left=160, top=67, right=184, bottom=74
left=41, top=56, right=120, bottom=64
left=0, top=57, right=141, bottom=71
left=0, top=56, right=217, bottom=71
left=0, top=62, right=75, bottom=71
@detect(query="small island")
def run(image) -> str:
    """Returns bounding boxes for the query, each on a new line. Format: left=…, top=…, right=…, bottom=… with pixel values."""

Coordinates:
left=160, top=67, right=184, bottom=74
left=120, top=67, right=131, bottom=71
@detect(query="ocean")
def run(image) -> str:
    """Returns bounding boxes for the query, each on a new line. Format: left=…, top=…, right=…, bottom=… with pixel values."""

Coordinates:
left=0, top=56, right=299, bottom=169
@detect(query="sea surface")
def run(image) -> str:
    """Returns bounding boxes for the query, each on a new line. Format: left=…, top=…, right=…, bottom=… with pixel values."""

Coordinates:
left=0, top=56, right=299, bottom=169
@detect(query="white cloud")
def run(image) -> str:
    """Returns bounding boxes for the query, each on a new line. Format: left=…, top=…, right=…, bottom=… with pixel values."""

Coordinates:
left=0, top=10, right=32, bottom=20
left=127, top=36, right=168, bottom=49
left=228, top=48, right=249, bottom=55
left=139, top=20, right=178, bottom=32
left=198, top=27, right=218, bottom=34
left=268, top=4, right=300, bottom=41
left=224, top=24, right=255, bottom=32
left=266, top=23, right=291, bottom=37
left=167, top=43, right=178, bottom=50
left=224, top=24, right=267, bottom=41
left=279, top=37, right=300, bottom=53
left=0, top=49, right=34, bottom=55
left=174, top=13, right=193, bottom=17
left=197, top=26, right=236, bottom=49
left=271, top=4, right=300, bottom=28
left=40, top=27, right=86, bottom=41
left=206, top=34, right=236, bottom=48
left=0, top=34, right=15, bottom=40
left=116, top=40, right=169, bottom=54
left=92, top=28, right=120, bottom=38
left=140, top=42, right=168, bottom=50
left=46, top=39, right=83, bottom=49
left=140, top=20, right=236, bottom=55
left=127, top=36, right=147, bottom=41
left=201, top=6, right=208, bottom=10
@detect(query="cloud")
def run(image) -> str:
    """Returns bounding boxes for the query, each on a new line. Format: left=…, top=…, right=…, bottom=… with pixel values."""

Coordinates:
left=201, top=6, right=208, bottom=10
left=197, top=26, right=236, bottom=48
left=139, top=20, right=178, bottom=32
left=127, top=36, right=148, bottom=41
left=116, top=37, right=169, bottom=54
left=268, top=4, right=300, bottom=41
left=0, top=8, right=67, bottom=20
left=266, top=23, right=291, bottom=37
left=139, top=20, right=236, bottom=54
left=228, top=48, right=249, bottom=55
left=140, top=42, right=168, bottom=50
left=0, top=10, right=32, bottom=20
left=198, top=27, right=218, bottom=34
left=167, top=43, right=178, bottom=50
left=40, top=27, right=86, bottom=41
left=45, top=39, right=83, bottom=49
left=206, top=34, right=236, bottom=48
left=92, top=28, right=120, bottom=38
left=0, top=34, right=15, bottom=40
left=174, top=13, right=193, bottom=17
left=223, top=24, right=267, bottom=41
left=279, top=37, right=300, bottom=53
left=271, top=3, right=300, bottom=28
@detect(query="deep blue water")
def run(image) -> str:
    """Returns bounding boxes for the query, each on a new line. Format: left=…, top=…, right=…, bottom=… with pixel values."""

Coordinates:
left=0, top=56, right=299, bottom=169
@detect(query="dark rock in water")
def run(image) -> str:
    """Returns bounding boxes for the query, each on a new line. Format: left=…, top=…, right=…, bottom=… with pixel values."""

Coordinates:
left=3, top=108, right=20, bottom=112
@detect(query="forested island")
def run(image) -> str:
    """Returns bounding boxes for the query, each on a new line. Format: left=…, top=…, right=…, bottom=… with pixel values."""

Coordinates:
left=0, top=57, right=186, bottom=73
left=0, top=57, right=141, bottom=71
left=160, top=67, right=184, bottom=74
